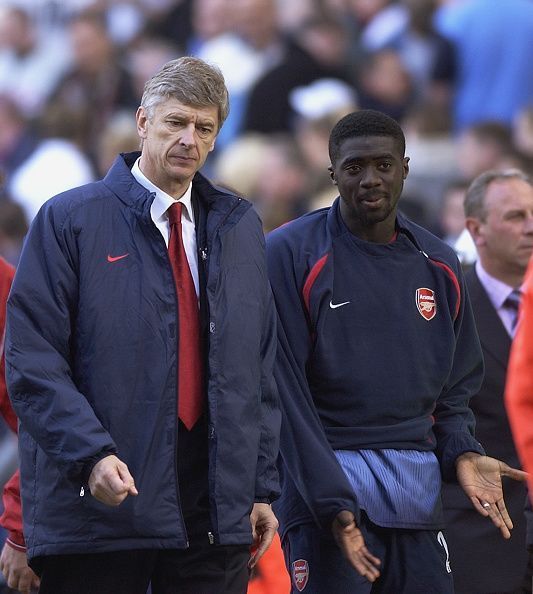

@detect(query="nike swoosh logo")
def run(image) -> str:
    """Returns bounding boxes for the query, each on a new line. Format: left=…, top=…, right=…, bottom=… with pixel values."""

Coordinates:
left=329, top=300, right=350, bottom=309
left=107, top=253, right=129, bottom=263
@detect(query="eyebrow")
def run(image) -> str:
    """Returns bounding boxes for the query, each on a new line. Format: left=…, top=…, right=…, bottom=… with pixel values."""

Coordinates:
left=340, top=153, right=396, bottom=166
left=165, top=111, right=216, bottom=126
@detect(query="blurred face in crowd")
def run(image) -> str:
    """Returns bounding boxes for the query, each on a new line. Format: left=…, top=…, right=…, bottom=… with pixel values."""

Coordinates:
left=136, top=97, right=218, bottom=197
left=0, top=8, right=34, bottom=55
left=331, top=135, right=409, bottom=242
left=232, top=0, right=277, bottom=48
left=441, top=186, right=467, bottom=240
left=69, top=18, right=112, bottom=74
left=348, top=0, right=391, bottom=24
left=468, top=178, right=533, bottom=284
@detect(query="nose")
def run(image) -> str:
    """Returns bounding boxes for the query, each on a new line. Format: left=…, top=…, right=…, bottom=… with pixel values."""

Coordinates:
left=360, top=166, right=381, bottom=188
left=179, top=123, right=195, bottom=148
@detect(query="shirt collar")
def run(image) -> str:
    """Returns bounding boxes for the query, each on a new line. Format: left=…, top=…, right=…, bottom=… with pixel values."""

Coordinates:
left=475, top=260, right=521, bottom=309
left=131, top=157, right=194, bottom=224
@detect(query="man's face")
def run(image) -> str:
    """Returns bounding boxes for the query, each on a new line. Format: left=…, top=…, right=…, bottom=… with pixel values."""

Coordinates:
left=473, top=178, right=533, bottom=279
left=331, top=135, right=409, bottom=240
left=136, top=98, right=218, bottom=195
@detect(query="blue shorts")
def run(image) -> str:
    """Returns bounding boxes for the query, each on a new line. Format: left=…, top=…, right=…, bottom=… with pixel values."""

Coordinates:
left=281, top=513, right=454, bottom=593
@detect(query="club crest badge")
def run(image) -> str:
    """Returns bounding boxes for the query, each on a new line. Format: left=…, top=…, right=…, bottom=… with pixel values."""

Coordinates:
left=292, top=559, right=309, bottom=591
left=416, top=288, right=436, bottom=321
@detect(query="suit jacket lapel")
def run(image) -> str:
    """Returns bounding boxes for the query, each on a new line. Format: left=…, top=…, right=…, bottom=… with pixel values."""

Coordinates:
left=466, top=268, right=511, bottom=368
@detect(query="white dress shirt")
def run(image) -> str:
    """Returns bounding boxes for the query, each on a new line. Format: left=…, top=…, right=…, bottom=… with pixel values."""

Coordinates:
left=476, top=260, right=523, bottom=337
left=131, top=158, right=199, bottom=297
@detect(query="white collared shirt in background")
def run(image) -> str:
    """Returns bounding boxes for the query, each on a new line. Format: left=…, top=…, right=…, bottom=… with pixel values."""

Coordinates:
left=476, top=260, right=523, bottom=337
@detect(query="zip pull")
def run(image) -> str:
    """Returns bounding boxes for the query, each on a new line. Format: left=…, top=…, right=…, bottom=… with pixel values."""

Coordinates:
left=200, top=247, right=208, bottom=261
left=420, top=249, right=429, bottom=259
left=208, top=532, right=215, bottom=545
left=80, top=486, right=85, bottom=497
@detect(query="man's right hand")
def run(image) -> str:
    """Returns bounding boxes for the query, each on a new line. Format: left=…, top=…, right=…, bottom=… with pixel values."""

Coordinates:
left=332, top=510, right=381, bottom=583
left=0, top=542, right=40, bottom=593
left=88, top=454, right=138, bottom=506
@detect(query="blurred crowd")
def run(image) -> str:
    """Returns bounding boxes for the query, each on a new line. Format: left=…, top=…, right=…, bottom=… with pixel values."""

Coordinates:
left=0, top=0, right=531, bottom=266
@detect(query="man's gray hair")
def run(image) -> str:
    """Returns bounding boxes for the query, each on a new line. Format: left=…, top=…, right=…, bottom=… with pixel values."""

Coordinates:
left=464, top=168, right=532, bottom=220
left=140, top=56, right=229, bottom=130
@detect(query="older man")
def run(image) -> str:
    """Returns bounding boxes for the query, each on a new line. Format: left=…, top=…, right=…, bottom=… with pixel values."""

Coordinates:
left=442, top=168, right=533, bottom=593
left=5, top=56, right=280, bottom=594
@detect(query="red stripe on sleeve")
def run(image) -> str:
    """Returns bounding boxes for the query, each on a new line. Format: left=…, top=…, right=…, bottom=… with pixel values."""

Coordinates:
left=429, top=259, right=461, bottom=321
left=302, top=254, right=329, bottom=317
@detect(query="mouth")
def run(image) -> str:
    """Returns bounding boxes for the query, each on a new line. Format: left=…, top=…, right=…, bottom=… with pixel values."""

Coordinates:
left=360, top=193, right=387, bottom=208
left=169, top=155, right=196, bottom=164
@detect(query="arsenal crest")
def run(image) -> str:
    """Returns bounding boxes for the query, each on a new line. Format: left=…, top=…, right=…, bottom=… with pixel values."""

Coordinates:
left=292, top=559, right=309, bottom=591
left=416, top=288, right=436, bottom=321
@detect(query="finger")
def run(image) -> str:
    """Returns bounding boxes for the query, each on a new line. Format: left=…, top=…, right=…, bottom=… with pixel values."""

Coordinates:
left=92, top=484, right=128, bottom=506
left=476, top=500, right=512, bottom=539
left=350, top=551, right=381, bottom=582
left=470, top=497, right=490, bottom=517
left=18, top=572, right=32, bottom=594
left=249, top=526, right=276, bottom=568
left=117, top=464, right=138, bottom=496
left=495, top=499, right=514, bottom=533
left=501, top=467, right=529, bottom=482
left=106, top=471, right=131, bottom=496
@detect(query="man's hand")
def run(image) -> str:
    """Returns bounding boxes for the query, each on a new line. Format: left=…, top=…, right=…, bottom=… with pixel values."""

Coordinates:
left=0, top=542, right=40, bottom=593
left=88, top=454, right=138, bottom=506
left=248, top=503, right=279, bottom=569
left=332, top=510, right=381, bottom=583
left=456, top=452, right=528, bottom=539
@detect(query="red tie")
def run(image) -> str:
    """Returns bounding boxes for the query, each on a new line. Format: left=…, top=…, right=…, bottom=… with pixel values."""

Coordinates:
left=167, top=202, right=203, bottom=430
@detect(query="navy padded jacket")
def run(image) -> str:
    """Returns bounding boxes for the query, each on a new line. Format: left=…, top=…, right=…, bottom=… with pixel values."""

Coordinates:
left=6, top=152, right=280, bottom=561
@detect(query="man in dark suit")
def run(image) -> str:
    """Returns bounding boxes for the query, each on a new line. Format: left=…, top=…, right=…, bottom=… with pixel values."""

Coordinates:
left=441, top=168, right=533, bottom=594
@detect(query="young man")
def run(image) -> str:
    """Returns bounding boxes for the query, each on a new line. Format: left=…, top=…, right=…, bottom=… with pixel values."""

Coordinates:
left=5, top=57, right=280, bottom=594
left=266, top=109, right=526, bottom=593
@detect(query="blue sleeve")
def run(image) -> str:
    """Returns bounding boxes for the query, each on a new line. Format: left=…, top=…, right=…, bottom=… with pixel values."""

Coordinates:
left=5, top=200, right=117, bottom=482
left=433, top=264, right=485, bottom=481
left=267, top=230, right=359, bottom=530
left=255, top=244, right=282, bottom=503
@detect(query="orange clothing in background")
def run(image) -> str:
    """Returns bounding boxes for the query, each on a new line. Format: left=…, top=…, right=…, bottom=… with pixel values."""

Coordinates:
left=248, top=533, right=290, bottom=594
left=506, top=260, right=533, bottom=494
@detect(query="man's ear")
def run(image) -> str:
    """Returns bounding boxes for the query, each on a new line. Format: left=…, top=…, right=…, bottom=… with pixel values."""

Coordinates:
left=402, top=156, right=410, bottom=179
left=465, top=217, right=485, bottom=247
left=136, top=106, right=148, bottom=139
left=328, top=166, right=336, bottom=185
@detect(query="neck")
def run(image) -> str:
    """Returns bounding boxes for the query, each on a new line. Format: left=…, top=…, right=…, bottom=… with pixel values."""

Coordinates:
left=479, top=258, right=525, bottom=288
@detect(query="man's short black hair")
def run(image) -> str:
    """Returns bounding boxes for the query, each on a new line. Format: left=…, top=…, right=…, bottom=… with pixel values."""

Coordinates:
left=328, top=109, right=406, bottom=166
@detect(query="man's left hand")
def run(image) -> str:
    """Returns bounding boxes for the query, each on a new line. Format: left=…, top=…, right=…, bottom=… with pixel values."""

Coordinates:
left=248, top=503, right=279, bottom=569
left=456, top=452, right=528, bottom=539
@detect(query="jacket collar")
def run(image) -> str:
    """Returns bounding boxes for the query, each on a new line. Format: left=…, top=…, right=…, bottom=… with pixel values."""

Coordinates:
left=103, top=152, right=251, bottom=229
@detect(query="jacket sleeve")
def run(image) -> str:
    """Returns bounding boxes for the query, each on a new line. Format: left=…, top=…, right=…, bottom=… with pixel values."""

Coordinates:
left=254, top=280, right=282, bottom=504
left=0, top=258, right=17, bottom=433
left=505, top=261, right=533, bottom=493
left=266, top=232, right=359, bottom=530
left=0, top=470, right=24, bottom=550
left=5, top=200, right=117, bottom=482
left=0, top=258, right=24, bottom=548
left=433, top=264, right=485, bottom=481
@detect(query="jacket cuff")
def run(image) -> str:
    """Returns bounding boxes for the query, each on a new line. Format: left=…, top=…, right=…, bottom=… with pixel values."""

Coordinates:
left=441, top=433, right=485, bottom=482
left=6, top=531, right=26, bottom=552
left=81, top=449, right=117, bottom=485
